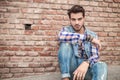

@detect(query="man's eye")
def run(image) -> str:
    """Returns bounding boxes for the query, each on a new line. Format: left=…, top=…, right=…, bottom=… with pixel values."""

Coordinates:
left=71, top=19, right=76, bottom=21
left=78, top=18, right=82, bottom=21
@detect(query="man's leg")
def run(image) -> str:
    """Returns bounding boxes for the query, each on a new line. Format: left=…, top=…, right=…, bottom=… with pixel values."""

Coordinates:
left=84, top=62, right=107, bottom=80
left=91, top=62, right=107, bottom=80
left=58, top=43, right=78, bottom=80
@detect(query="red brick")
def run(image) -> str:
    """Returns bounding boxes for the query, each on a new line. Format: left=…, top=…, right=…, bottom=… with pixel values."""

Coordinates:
left=20, top=19, right=33, bottom=24
left=117, top=33, right=120, bottom=36
left=103, top=27, right=113, bottom=32
left=0, top=57, right=9, bottom=62
left=39, top=52, right=51, bottom=56
left=93, top=7, right=103, bottom=12
left=111, top=61, right=120, bottom=65
left=1, top=73, right=13, bottom=78
left=98, top=2, right=108, bottom=7
left=50, top=4, right=61, bottom=10
left=8, top=19, right=20, bottom=24
left=35, top=41, right=46, bottom=46
left=89, top=12, right=99, bottom=17
left=42, top=10, right=57, bottom=15
left=108, top=32, right=117, bottom=36
left=31, top=25, right=39, bottom=30
left=18, top=62, right=29, bottom=67
left=113, top=0, right=120, bottom=3
left=23, top=57, right=33, bottom=62
left=39, top=62, right=52, bottom=67
left=45, top=67, right=56, bottom=72
left=112, top=8, right=120, bottom=13
left=109, top=3, right=118, bottom=8
left=34, top=68, right=45, bottom=72
left=84, top=6, right=93, bottom=12
left=24, top=14, right=40, bottom=19
left=5, top=63, right=18, bottom=68
left=85, top=17, right=95, bottom=22
left=0, top=8, right=7, bottom=12
left=22, top=68, right=33, bottom=73
left=21, top=47, right=33, bottom=51
left=29, top=63, right=40, bottom=68
left=99, top=12, right=108, bottom=17
left=10, top=68, right=23, bottom=73
left=33, top=0, right=45, bottom=3
left=56, top=10, right=66, bottom=15
left=0, top=19, right=7, bottom=23
left=0, top=1, right=10, bottom=6
left=68, top=0, right=79, bottom=4
left=103, top=7, right=112, bottom=12
left=0, top=46, right=8, bottom=51
left=24, top=30, right=34, bottom=35
left=98, top=32, right=108, bottom=37
left=0, top=63, right=5, bottom=68
left=89, top=2, right=99, bottom=6
left=27, top=51, right=39, bottom=57
left=79, top=1, right=89, bottom=6
left=8, top=8, right=19, bottom=13
left=0, top=68, right=9, bottom=73
left=0, top=51, right=15, bottom=56
left=8, top=46, right=20, bottom=51
left=88, top=27, right=103, bottom=32
left=10, top=57, right=23, bottom=62
left=104, top=0, right=113, bottom=2
left=21, top=8, right=34, bottom=13
left=50, top=51, right=58, bottom=56
left=33, top=47, right=43, bottom=51
left=13, top=73, right=24, bottom=78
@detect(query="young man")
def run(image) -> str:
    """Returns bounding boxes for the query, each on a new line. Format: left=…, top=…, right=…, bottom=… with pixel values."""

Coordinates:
left=58, top=5, right=107, bottom=80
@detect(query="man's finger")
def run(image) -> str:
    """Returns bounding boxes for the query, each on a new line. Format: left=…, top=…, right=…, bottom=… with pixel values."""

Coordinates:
left=77, top=72, right=81, bottom=80
left=73, top=73, right=77, bottom=80
left=82, top=73, right=86, bottom=80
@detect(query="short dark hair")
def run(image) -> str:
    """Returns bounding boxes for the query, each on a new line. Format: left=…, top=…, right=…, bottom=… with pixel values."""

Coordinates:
left=67, top=5, right=85, bottom=18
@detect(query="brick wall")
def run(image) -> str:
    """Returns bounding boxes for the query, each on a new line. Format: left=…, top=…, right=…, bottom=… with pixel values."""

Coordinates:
left=0, top=0, right=120, bottom=79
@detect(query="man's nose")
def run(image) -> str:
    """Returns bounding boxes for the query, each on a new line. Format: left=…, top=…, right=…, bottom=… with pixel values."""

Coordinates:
left=75, top=20, right=79, bottom=24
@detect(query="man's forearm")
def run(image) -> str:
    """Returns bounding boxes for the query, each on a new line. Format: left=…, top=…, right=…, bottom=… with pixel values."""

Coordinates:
left=58, top=31, right=84, bottom=44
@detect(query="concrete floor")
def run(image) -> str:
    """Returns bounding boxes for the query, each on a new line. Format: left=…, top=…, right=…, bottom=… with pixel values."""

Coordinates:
left=2, top=66, right=120, bottom=80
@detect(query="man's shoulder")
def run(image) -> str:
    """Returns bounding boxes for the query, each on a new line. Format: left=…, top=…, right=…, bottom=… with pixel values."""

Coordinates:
left=62, top=25, right=73, bottom=32
left=86, top=28, right=98, bottom=38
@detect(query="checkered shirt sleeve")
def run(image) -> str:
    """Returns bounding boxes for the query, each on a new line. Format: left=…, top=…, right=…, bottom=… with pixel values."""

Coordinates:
left=88, top=43, right=99, bottom=66
left=58, top=27, right=84, bottom=44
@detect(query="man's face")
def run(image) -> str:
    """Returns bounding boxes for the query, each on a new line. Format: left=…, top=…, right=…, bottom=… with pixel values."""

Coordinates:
left=70, top=12, right=85, bottom=32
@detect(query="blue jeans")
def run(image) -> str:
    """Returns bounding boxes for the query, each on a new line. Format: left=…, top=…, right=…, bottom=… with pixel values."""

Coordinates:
left=58, top=43, right=107, bottom=80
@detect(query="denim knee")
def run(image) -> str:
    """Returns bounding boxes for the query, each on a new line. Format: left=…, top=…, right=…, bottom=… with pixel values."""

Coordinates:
left=93, top=62, right=107, bottom=71
left=92, top=62, right=107, bottom=80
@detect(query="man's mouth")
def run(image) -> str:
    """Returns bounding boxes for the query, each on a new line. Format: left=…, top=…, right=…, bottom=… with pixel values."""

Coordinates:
left=75, top=24, right=80, bottom=28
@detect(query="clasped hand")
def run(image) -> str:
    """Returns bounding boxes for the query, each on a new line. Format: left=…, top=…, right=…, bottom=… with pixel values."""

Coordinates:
left=73, top=61, right=89, bottom=80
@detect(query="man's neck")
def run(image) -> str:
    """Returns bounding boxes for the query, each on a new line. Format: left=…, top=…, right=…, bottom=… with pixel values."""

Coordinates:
left=78, top=26, right=85, bottom=34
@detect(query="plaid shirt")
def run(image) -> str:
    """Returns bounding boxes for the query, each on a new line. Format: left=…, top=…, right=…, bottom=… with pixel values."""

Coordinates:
left=58, top=27, right=99, bottom=66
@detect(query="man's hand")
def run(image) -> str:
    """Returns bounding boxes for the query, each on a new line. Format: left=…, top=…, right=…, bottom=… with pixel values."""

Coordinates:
left=92, top=38, right=101, bottom=50
left=73, top=61, right=89, bottom=80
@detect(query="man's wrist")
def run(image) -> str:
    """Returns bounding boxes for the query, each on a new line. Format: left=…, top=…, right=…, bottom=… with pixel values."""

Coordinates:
left=84, top=60, right=90, bottom=65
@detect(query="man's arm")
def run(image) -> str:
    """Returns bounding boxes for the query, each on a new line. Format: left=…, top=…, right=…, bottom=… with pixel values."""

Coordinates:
left=58, top=27, right=101, bottom=49
left=58, top=27, right=84, bottom=44
left=86, top=44, right=99, bottom=67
